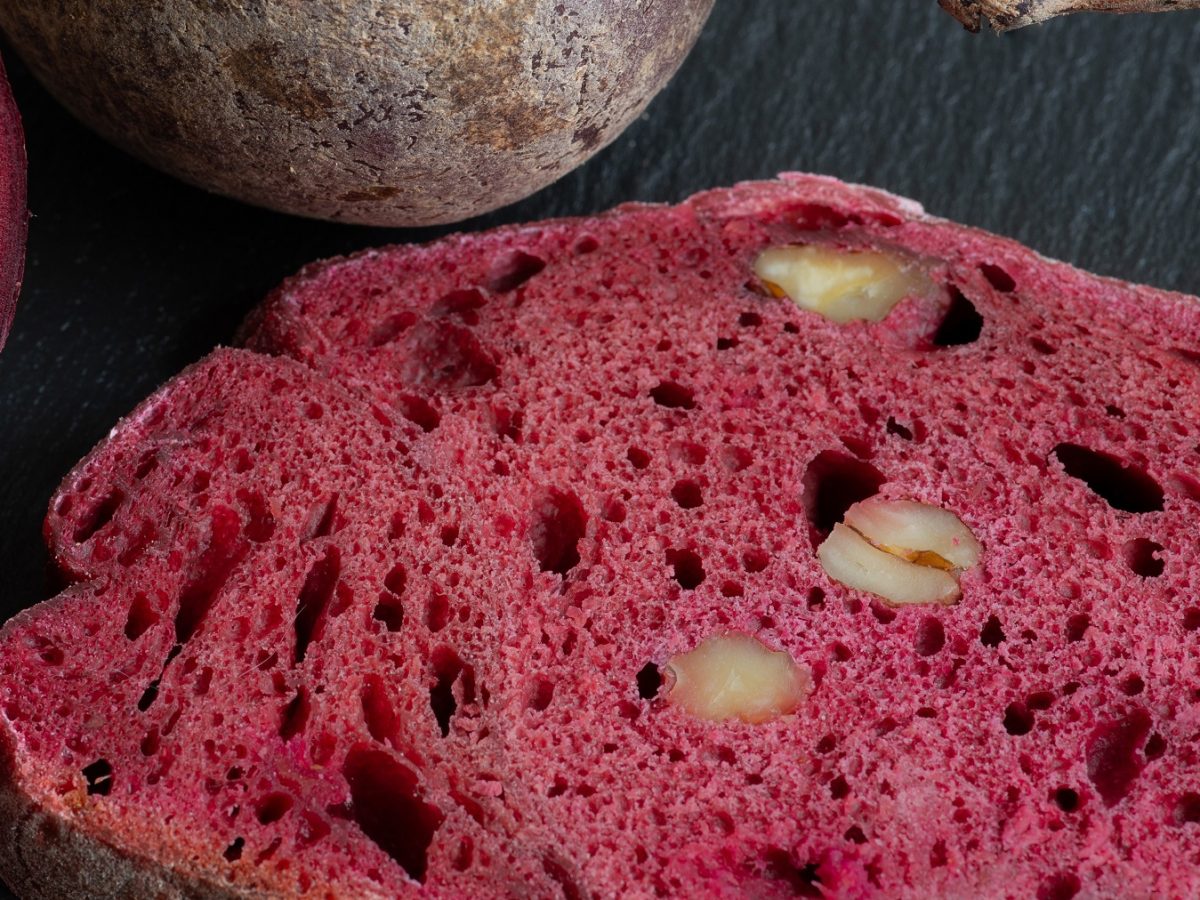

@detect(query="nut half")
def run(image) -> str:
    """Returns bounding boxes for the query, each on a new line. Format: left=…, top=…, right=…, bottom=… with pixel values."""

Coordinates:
left=754, top=244, right=934, bottom=324
left=818, top=498, right=982, bottom=606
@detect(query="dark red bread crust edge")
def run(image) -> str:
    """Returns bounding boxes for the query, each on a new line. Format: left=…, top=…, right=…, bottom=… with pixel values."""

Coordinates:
left=0, top=52, right=28, bottom=352
left=0, top=602, right=247, bottom=900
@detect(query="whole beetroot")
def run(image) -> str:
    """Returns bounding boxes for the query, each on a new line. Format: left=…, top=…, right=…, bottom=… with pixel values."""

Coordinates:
left=0, top=1, right=713, bottom=227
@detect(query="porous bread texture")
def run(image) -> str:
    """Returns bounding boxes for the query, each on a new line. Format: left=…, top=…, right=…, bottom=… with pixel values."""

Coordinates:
left=4, top=175, right=1200, bottom=899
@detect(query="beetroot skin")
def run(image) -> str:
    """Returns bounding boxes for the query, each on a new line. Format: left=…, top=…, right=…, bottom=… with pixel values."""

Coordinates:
left=0, top=53, right=26, bottom=351
left=3, top=175, right=1200, bottom=898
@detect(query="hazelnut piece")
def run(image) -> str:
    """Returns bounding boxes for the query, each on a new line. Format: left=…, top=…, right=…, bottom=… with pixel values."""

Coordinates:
left=818, top=498, right=982, bottom=606
left=754, top=244, right=933, bottom=324
left=665, top=633, right=808, bottom=724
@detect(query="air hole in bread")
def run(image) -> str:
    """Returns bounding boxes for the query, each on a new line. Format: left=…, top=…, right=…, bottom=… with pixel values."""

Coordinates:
left=932, top=288, right=983, bottom=347
left=716, top=336, right=738, bottom=350
left=666, top=548, right=705, bottom=590
left=395, top=395, right=440, bottom=433
left=1122, top=538, right=1164, bottom=578
left=426, top=592, right=451, bottom=633
left=82, top=759, right=113, bottom=796
left=73, top=488, right=124, bottom=544
left=1052, top=444, right=1164, bottom=513
left=1086, top=709, right=1152, bottom=806
left=374, top=592, right=404, bottom=633
left=1185, top=608, right=1200, bottom=631
left=720, top=445, right=752, bottom=472
left=529, top=677, right=555, bottom=712
left=256, top=792, right=294, bottom=824
left=542, top=855, right=583, bottom=900
left=430, top=648, right=464, bottom=737
left=404, top=321, right=500, bottom=389
left=176, top=507, right=249, bottom=647
left=125, top=593, right=160, bottom=641
left=342, top=745, right=444, bottom=882
left=671, top=479, right=703, bottom=509
left=742, top=549, right=769, bottom=573
left=738, top=311, right=763, bottom=328
left=223, top=838, right=245, bottom=862
left=1145, top=733, right=1166, bottom=760
left=279, top=688, right=310, bottom=741
left=980, top=615, right=1005, bottom=647
left=801, top=450, right=886, bottom=538
left=362, top=675, right=398, bottom=745
left=1065, top=614, right=1090, bottom=642
left=763, top=848, right=822, bottom=896
left=1030, top=336, right=1057, bottom=355
left=670, top=441, right=708, bottom=465
left=650, top=381, right=696, bottom=410
left=294, top=546, right=341, bottom=665
left=914, top=617, right=946, bottom=657
left=721, top=580, right=744, bottom=598
left=1003, top=703, right=1034, bottom=736
left=531, top=488, right=586, bottom=577
left=367, top=311, right=418, bottom=348
left=1174, top=793, right=1200, bottom=826
left=432, top=288, right=487, bottom=325
left=636, top=663, right=661, bottom=700
left=298, top=811, right=332, bottom=848
left=978, top=262, right=1016, bottom=293
left=486, top=250, right=546, bottom=293
left=302, top=494, right=340, bottom=542
left=885, top=417, right=913, bottom=441
left=601, top=498, right=626, bottom=523
left=235, top=490, right=275, bottom=544
left=1037, top=873, right=1082, bottom=900
left=1053, top=787, right=1080, bottom=813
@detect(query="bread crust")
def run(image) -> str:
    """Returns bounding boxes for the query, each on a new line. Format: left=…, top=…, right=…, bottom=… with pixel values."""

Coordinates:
left=0, top=721, right=246, bottom=900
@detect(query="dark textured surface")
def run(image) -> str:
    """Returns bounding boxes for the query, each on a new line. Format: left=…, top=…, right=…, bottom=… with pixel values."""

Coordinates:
left=0, top=1, right=1197, bottom=891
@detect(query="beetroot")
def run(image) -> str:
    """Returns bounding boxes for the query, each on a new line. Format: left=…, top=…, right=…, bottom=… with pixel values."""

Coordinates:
left=0, top=54, right=25, bottom=351
left=3, top=176, right=1200, bottom=897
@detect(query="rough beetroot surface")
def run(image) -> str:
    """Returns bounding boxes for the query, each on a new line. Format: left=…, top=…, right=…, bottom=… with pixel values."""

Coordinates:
left=3, top=175, right=1200, bottom=898
left=0, top=53, right=27, bottom=351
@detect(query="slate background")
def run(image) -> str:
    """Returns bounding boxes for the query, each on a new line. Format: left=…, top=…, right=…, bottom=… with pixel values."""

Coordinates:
left=0, top=0, right=1198, bottom=893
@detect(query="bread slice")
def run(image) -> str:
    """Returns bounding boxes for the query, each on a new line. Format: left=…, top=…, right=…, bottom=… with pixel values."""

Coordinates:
left=4, top=175, right=1200, bottom=898
left=0, top=53, right=27, bottom=351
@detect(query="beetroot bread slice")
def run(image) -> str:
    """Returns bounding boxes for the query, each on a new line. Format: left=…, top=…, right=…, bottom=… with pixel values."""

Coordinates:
left=0, top=53, right=27, bottom=351
left=5, top=176, right=1200, bottom=898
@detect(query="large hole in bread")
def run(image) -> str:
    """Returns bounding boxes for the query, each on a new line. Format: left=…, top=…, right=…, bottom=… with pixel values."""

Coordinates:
left=342, top=745, right=445, bottom=883
left=362, top=674, right=398, bottom=746
left=294, top=546, right=341, bottom=665
left=531, top=488, right=586, bottom=577
left=801, top=451, right=886, bottom=538
left=1052, top=444, right=1164, bottom=513
left=486, top=250, right=546, bottom=293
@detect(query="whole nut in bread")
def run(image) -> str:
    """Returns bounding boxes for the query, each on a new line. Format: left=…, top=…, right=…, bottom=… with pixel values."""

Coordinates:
left=753, top=245, right=934, bottom=324
left=664, top=633, right=809, bottom=724
left=818, top=498, right=982, bottom=605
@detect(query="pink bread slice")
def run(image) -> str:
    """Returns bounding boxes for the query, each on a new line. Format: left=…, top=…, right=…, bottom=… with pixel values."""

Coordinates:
left=0, top=53, right=27, bottom=351
left=5, top=176, right=1200, bottom=898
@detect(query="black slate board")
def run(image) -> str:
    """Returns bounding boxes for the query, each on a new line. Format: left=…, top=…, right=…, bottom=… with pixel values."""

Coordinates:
left=0, top=0, right=1198, bottom=894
